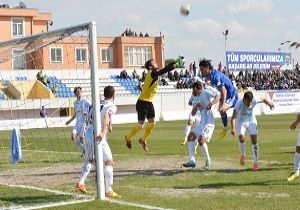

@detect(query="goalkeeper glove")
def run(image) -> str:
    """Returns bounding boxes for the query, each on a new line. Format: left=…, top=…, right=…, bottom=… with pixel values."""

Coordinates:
left=175, top=55, right=185, bottom=68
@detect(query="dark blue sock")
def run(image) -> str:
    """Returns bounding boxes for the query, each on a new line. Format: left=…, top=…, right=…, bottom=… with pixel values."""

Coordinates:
left=221, top=113, right=228, bottom=127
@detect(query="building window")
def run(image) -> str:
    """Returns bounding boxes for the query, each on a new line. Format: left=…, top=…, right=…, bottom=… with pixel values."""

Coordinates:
left=125, top=46, right=152, bottom=66
left=50, top=47, right=63, bottom=63
left=76, top=48, right=87, bottom=63
left=12, top=18, right=24, bottom=37
left=12, top=49, right=25, bottom=70
left=101, top=47, right=112, bottom=63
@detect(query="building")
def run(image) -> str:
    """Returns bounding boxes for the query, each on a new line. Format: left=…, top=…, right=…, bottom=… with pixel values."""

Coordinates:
left=0, top=3, right=165, bottom=70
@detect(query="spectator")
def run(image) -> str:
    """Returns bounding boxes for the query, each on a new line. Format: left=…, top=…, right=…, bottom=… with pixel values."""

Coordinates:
left=141, top=69, right=146, bottom=82
left=145, top=33, right=149, bottom=37
left=51, top=82, right=59, bottom=96
left=132, top=69, right=140, bottom=79
left=218, top=62, right=222, bottom=71
left=193, top=62, right=196, bottom=77
left=40, top=106, right=47, bottom=118
left=36, top=70, right=43, bottom=81
left=120, top=69, right=129, bottom=79
left=174, top=70, right=179, bottom=81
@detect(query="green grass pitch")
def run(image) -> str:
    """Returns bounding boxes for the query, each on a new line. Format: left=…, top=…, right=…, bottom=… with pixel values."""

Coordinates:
left=0, top=113, right=300, bottom=209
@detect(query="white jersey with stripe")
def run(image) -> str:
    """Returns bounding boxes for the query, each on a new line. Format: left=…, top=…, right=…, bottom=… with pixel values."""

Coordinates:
left=198, top=86, right=220, bottom=125
left=74, top=98, right=91, bottom=128
left=234, top=98, right=261, bottom=124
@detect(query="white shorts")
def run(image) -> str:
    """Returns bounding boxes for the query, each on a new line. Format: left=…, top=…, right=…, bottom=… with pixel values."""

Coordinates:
left=191, top=123, right=215, bottom=143
left=236, top=121, right=258, bottom=136
left=84, top=136, right=112, bottom=162
left=297, top=130, right=300, bottom=147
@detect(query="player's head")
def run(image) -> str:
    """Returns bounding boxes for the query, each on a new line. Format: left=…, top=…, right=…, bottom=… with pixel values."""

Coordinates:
left=74, top=86, right=82, bottom=98
left=192, top=81, right=204, bottom=96
left=104, top=85, right=115, bottom=100
left=243, top=91, right=254, bottom=107
left=145, top=59, right=158, bottom=70
left=199, top=59, right=213, bottom=77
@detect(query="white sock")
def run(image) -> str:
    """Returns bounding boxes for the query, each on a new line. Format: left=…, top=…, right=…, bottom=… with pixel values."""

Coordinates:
left=79, top=162, right=92, bottom=185
left=195, top=141, right=199, bottom=151
left=201, top=143, right=210, bottom=162
left=294, top=152, right=300, bottom=174
left=239, top=142, right=246, bottom=156
left=184, top=125, right=192, bottom=141
left=188, top=141, right=196, bottom=163
left=252, top=144, right=259, bottom=163
left=104, top=165, right=113, bottom=192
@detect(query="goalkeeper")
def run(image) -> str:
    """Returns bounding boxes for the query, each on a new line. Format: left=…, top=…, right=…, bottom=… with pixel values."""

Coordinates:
left=125, top=56, right=185, bottom=151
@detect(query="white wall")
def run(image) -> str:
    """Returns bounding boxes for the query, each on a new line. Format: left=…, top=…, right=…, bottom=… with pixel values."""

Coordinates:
left=0, top=90, right=299, bottom=130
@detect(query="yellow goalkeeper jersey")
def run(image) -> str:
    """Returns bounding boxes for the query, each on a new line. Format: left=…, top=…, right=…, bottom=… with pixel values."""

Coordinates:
left=138, top=70, right=158, bottom=102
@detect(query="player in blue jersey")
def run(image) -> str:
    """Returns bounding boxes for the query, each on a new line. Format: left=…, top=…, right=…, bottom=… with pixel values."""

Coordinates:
left=230, top=91, right=274, bottom=170
left=199, top=59, right=238, bottom=139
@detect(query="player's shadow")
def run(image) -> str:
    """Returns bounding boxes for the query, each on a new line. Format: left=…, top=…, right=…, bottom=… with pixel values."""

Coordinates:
left=114, top=169, right=186, bottom=177
left=175, top=179, right=283, bottom=189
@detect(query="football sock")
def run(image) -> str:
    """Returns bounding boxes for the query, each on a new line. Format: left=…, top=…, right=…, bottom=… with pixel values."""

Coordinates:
left=141, top=123, right=155, bottom=142
left=79, top=161, right=92, bottom=185
left=252, top=143, right=259, bottom=163
left=201, top=143, right=210, bottom=162
left=189, top=141, right=196, bottom=162
left=221, top=113, right=228, bottom=127
left=104, top=165, right=113, bottom=192
left=127, top=124, right=142, bottom=140
left=239, top=142, right=246, bottom=156
left=294, top=152, right=300, bottom=174
left=184, top=125, right=192, bottom=141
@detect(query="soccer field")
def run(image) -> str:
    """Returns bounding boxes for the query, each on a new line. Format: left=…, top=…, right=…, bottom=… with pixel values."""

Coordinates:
left=1, top=113, right=300, bottom=209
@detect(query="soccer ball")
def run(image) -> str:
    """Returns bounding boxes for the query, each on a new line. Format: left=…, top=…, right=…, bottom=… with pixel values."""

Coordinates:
left=180, top=4, right=190, bottom=16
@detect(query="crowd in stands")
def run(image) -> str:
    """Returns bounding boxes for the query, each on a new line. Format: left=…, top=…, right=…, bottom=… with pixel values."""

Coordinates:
left=232, top=68, right=299, bottom=90
left=121, top=28, right=149, bottom=37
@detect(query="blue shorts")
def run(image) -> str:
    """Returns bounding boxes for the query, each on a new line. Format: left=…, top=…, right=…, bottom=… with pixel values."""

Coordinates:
left=225, top=93, right=238, bottom=108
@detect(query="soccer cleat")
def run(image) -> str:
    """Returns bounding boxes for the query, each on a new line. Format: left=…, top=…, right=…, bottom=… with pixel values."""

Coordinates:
left=180, top=140, right=187, bottom=146
left=125, top=135, right=131, bottom=149
left=218, top=128, right=228, bottom=139
left=252, top=163, right=258, bottom=171
left=204, top=160, right=212, bottom=170
left=183, top=161, right=196, bottom=168
left=76, top=183, right=87, bottom=194
left=240, top=155, right=246, bottom=165
left=287, top=172, right=299, bottom=182
left=139, top=138, right=149, bottom=151
left=105, top=190, right=122, bottom=198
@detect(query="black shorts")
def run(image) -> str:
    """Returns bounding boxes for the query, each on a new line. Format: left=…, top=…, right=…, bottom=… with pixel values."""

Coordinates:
left=136, top=99, right=155, bottom=121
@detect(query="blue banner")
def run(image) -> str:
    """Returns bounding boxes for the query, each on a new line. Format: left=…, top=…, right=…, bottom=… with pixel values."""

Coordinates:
left=226, top=51, right=292, bottom=71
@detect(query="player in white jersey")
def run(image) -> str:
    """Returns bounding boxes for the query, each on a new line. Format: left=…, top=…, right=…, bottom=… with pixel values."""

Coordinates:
left=287, top=113, right=300, bottom=182
left=180, top=85, right=201, bottom=148
left=65, top=87, right=90, bottom=149
left=76, top=86, right=121, bottom=198
left=231, top=91, right=274, bottom=171
left=183, top=80, right=220, bottom=169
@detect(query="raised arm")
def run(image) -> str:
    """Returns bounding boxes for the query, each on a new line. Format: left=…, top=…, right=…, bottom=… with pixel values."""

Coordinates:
left=261, top=98, right=274, bottom=110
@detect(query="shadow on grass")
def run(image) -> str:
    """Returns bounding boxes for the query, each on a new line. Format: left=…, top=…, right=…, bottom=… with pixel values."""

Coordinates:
left=0, top=194, right=71, bottom=206
left=174, top=179, right=284, bottom=190
left=115, top=169, right=186, bottom=177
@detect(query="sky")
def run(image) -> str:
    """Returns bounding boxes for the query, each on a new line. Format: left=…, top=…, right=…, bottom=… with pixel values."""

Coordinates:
left=3, top=0, right=300, bottom=66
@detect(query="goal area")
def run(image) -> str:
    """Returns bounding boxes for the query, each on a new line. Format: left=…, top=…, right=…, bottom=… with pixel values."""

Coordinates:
left=0, top=22, right=105, bottom=209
